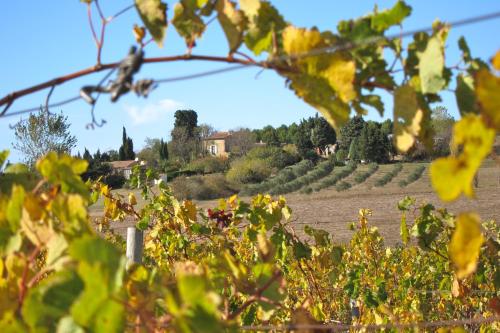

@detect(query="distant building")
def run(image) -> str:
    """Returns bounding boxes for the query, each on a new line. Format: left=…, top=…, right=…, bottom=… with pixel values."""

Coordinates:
left=202, top=132, right=233, bottom=157
left=109, top=158, right=146, bottom=179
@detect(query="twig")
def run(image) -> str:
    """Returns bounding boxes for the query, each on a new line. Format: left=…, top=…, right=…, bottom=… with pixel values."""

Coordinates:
left=108, top=4, right=135, bottom=22
left=227, top=270, right=282, bottom=320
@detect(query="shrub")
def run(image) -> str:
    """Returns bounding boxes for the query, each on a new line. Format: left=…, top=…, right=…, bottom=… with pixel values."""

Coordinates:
left=102, top=174, right=126, bottom=189
left=186, top=156, right=229, bottom=174
left=313, top=161, right=357, bottom=191
left=335, top=149, right=348, bottom=163
left=399, top=165, right=426, bottom=187
left=226, top=158, right=271, bottom=184
left=270, top=156, right=336, bottom=195
left=301, top=186, right=313, bottom=194
left=374, top=163, right=403, bottom=187
left=245, top=146, right=299, bottom=169
left=170, top=174, right=239, bottom=200
left=353, top=163, right=378, bottom=184
left=336, top=181, right=351, bottom=191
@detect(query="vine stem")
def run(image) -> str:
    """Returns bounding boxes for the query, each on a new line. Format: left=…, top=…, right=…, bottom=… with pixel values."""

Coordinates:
left=227, top=270, right=282, bottom=320
left=0, top=54, right=266, bottom=109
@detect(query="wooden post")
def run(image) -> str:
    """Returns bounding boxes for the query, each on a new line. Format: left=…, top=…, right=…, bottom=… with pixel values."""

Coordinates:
left=126, top=227, right=143, bottom=265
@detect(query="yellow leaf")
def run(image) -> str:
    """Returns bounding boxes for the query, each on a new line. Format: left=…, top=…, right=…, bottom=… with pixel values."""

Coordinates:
left=430, top=114, right=495, bottom=201
left=128, top=193, right=137, bottom=206
left=133, top=24, right=146, bottom=44
left=321, top=52, right=357, bottom=103
left=430, top=158, right=475, bottom=202
left=475, top=69, right=500, bottom=130
left=449, top=213, right=484, bottom=279
left=492, top=49, right=500, bottom=70
left=182, top=200, right=197, bottom=222
left=281, top=26, right=356, bottom=129
left=216, top=0, right=247, bottom=53
left=393, top=84, right=424, bottom=152
left=282, top=26, right=322, bottom=59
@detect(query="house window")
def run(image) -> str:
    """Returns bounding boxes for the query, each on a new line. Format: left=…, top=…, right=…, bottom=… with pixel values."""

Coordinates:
left=210, top=145, right=217, bottom=155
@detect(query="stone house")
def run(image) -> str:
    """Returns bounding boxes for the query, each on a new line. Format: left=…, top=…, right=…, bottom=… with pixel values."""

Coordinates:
left=109, top=159, right=146, bottom=179
left=202, top=132, right=233, bottom=157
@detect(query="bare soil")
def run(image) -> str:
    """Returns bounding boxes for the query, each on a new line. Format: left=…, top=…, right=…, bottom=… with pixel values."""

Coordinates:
left=91, top=160, right=500, bottom=245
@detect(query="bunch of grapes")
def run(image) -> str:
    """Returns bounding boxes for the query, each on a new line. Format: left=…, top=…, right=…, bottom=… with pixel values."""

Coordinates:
left=207, top=208, right=233, bottom=229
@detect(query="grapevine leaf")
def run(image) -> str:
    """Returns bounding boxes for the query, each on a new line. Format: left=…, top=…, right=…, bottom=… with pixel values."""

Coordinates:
left=419, top=36, right=446, bottom=94
left=242, top=1, right=286, bottom=55
left=371, top=1, right=412, bottom=32
left=4, top=163, right=29, bottom=174
left=57, top=317, right=85, bottom=333
left=449, top=213, right=484, bottom=279
left=281, top=26, right=355, bottom=129
left=492, top=50, right=500, bottom=70
left=132, top=24, right=146, bottom=44
left=321, top=52, right=357, bottom=103
left=172, top=0, right=206, bottom=47
left=393, top=84, right=423, bottom=152
left=400, top=213, right=409, bottom=245
left=22, top=270, right=84, bottom=331
left=293, top=241, right=311, bottom=260
left=216, top=0, right=247, bottom=53
left=360, top=94, right=384, bottom=116
left=0, top=150, right=8, bottom=169
left=475, top=68, right=500, bottom=130
left=134, top=0, right=168, bottom=47
left=69, top=237, right=126, bottom=331
left=36, top=153, right=89, bottom=198
left=6, top=185, right=24, bottom=231
left=430, top=115, right=495, bottom=201
left=458, top=36, right=471, bottom=63
left=455, top=74, right=478, bottom=116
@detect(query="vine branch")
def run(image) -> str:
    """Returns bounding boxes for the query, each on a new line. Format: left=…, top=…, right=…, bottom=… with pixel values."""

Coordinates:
left=0, top=54, right=273, bottom=112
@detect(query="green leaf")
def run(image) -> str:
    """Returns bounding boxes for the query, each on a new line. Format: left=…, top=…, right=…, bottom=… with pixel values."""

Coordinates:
left=4, top=163, right=28, bottom=174
left=6, top=185, right=24, bottom=231
left=419, top=36, right=446, bottom=94
left=56, top=316, right=85, bottom=333
left=36, top=153, right=89, bottom=198
left=69, top=237, right=126, bottom=330
left=242, top=1, right=286, bottom=55
left=371, top=1, right=412, bottom=32
left=458, top=36, right=471, bottom=62
left=172, top=0, right=206, bottom=47
left=135, top=0, right=168, bottom=47
left=455, top=74, right=478, bottom=116
left=0, top=150, right=9, bottom=169
left=360, top=94, right=384, bottom=117
left=216, top=0, right=247, bottom=53
left=293, top=241, right=311, bottom=260
left=22, top=270, right=84, bottom=331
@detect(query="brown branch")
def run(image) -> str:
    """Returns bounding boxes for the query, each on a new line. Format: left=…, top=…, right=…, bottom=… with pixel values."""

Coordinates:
left=0, top=54, right=267, bottom=109
left=87, top=4, right=100, bottom=49
left=227, top=270, right=282, bottom=320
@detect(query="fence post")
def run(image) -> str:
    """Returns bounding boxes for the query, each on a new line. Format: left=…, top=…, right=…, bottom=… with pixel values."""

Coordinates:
left=126, top=227, right=143, bottom=265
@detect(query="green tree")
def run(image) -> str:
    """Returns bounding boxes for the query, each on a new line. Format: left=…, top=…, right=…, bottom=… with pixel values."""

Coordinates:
left=338, top=116, right=366, bottom=152
left=431, top=106, right=455, bottom=157
left=11, top=107, right=77, bottom=166
left=174, top=110, right=198, bottom=137
left=159, top=138, right=169, bottom=161
left=357, top=122, right=390, bottom=163
left=119, top=127, right=135, bottom=160
left=261, top=125, right=280, bottom=147
left=294, top=119, right=314, bottom=157
left=83, top=148, right=93, bottom=164
left=311, top=116, right=337, bottom=154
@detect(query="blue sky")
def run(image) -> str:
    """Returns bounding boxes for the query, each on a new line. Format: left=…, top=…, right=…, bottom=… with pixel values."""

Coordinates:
left=1, top=1, right=499, bottom=162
